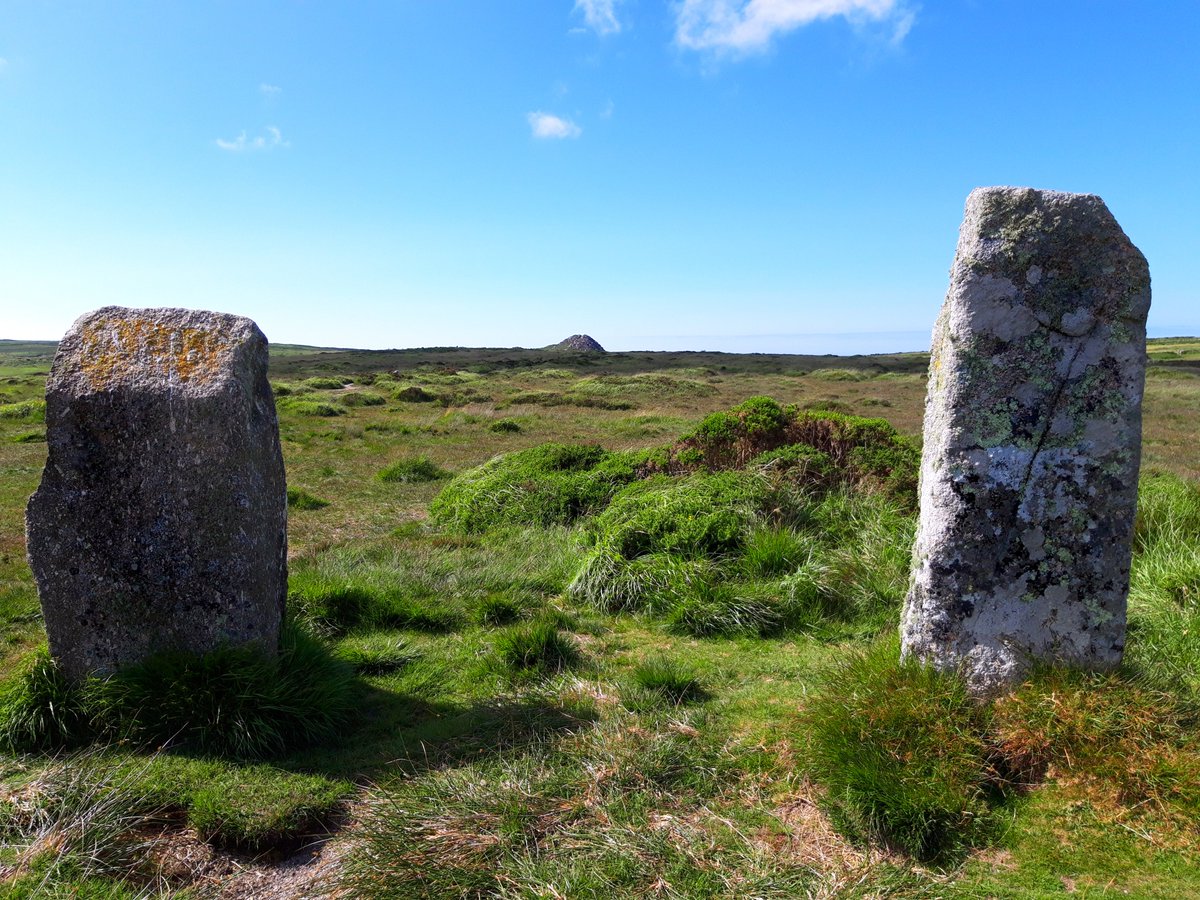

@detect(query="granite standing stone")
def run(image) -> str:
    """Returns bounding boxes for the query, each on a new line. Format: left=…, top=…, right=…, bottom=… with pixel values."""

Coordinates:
left=900, top=187, right=1151, bottom=695
left=26, top=307, right=287, bottom=679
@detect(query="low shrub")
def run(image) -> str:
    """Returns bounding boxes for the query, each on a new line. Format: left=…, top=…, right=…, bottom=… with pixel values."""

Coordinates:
left=488, top=418, right=522, bottom=434
left=379, top=456, right=450, bottom=484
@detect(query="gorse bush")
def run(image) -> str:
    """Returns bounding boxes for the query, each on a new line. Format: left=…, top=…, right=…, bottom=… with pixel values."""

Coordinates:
left=0, top=625, right=357, bottom=759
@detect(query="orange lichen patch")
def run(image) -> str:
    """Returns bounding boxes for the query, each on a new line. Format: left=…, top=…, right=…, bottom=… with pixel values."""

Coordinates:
left=76, top=318, right=234, bottom=389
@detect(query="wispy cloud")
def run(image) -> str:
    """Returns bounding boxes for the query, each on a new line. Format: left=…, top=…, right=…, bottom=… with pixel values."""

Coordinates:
left=215, top=125, right=290, bottom=152
left=674, top=0, right=915, bottom=54
left=259, top=83, right=281, bottom=98
left=574, top=0, right=622, bottom=35
left=527, top=111, right=582, bottom=140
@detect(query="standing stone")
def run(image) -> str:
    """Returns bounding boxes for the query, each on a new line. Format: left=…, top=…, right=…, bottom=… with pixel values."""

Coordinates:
left=900, top=187, right=1151, bottom=695
left=27, top=307, right=287, bottom=679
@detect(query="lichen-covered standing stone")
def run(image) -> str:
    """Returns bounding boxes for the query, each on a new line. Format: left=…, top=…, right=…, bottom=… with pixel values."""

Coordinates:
left=27, top=307, right=287, bottom=678
left=900, top=187, right=1150, bottom=695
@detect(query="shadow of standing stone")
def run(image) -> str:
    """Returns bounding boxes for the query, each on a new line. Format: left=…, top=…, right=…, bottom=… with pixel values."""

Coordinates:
left=26, top=307, right=287, bottom=679
left=900, top=187, right=1151, bottom=696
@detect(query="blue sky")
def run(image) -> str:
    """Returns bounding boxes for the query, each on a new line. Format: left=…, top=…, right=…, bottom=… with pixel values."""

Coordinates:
left=1, top=1, right=1197, bottom=353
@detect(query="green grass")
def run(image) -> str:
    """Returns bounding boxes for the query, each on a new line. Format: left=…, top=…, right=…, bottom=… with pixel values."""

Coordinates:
left=378, top=455, right=450, bottom=483
left=3, top=340, right=1200, bottom=895
left=287, top=486, right=330, bottom=509
left=0, top=624, right=357, bottom=759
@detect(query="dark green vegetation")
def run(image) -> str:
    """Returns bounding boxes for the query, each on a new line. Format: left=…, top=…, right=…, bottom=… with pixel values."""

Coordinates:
left=0, top=337, right=1198, bottom=896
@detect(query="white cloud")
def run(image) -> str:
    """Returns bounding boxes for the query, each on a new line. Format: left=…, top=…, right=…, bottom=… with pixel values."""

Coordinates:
left=527, top=111, right=582, bottom=140
left=215, top=125, right=289, bottom=152
left=674, top=0, right=914, bottom=54
left=259, top=83, right=282, bottom=97
left=574, top=0, right=622, bottom=36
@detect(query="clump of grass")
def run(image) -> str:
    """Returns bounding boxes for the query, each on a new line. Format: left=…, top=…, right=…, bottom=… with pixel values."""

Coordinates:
left=800, top=638, right=1002, bottom=863
left=569, top=374, right=718, bottom=401
left=303, top=376, right=350, bottom=389
left=341, top=391, right=387, bottom=407
left=287, top=487, right=330, bottom=510
left=277, top=397, right=346, bottom=417
left=488, top=418, right=522, bottom=433
left=807, top=367, right=874, bottom=381
left=291, top=578, right=462, bottom=635
left=188, top=764, right=347, bottom=852
left=665, top=582, right=780, bottom=638
left=430, top=444, right=651, bottom=532
left=587, top=471, right=768, bottom=560
left=0, top=651, right=93, bottom=752
left=10, top=430, right=46, bottom=443
left=477, top=594, right=524, bottom=626
left=496, top=620, right=581, bottom=674
left=0, top=625, right=358, bottom=758
left=394, top=385, right=437, bottom=402
left=629, top=656, right=708, bottom=705
left=334, top=633, right=417, bottom=675
left=378, top=456, right=450, bottom=483
left=740, top=526, right=810, bottom=577
left=2, top=751, right=168, bottom=893
left=0, top=399, right=46, bottom=422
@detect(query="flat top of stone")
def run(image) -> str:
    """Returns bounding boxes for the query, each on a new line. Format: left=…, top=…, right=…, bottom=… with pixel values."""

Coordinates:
left=53, top=306, right=266, bottom=393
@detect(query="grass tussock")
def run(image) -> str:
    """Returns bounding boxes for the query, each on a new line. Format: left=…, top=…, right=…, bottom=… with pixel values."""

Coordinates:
left=495, top=620, right=582, bottom=675
left=800, top=639, right=1002, bottom=863
left=0, top=399, right=47, bottom=422
left=378, top=455, right=450, bottom=484
left=0, top=624, right=357, bottom=759
left=287, top=486, right=330, bottom=509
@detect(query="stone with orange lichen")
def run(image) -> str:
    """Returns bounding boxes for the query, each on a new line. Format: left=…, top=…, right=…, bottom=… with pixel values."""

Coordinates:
left=26, top=307, right=287, bottom=678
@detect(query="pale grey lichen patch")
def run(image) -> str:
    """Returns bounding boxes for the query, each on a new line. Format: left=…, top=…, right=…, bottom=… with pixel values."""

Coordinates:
left=900, top=187, right=1150, bottom=696
left=26, top=307, right=287, bottom=679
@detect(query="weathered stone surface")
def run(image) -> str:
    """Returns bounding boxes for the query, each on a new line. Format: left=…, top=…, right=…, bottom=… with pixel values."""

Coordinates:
left=27, top=307, right=287, bottom=678
left=900, top=187, right=1151, bottom=695
left=551, top=334, right=605, bottom=352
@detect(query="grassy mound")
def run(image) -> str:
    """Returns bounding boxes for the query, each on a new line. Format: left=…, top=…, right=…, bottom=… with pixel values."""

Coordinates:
left=647, top=396, right=919, bottom=503
left=430, top=444, right=652, bottom=532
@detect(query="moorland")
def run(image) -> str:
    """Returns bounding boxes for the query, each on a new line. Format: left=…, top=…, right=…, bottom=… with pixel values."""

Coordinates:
left=1, top=335, right=1199, bottom=898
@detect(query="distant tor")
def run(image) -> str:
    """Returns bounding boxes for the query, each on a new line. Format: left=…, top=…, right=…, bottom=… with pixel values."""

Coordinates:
left=551, top=334, right=605, bottom=352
